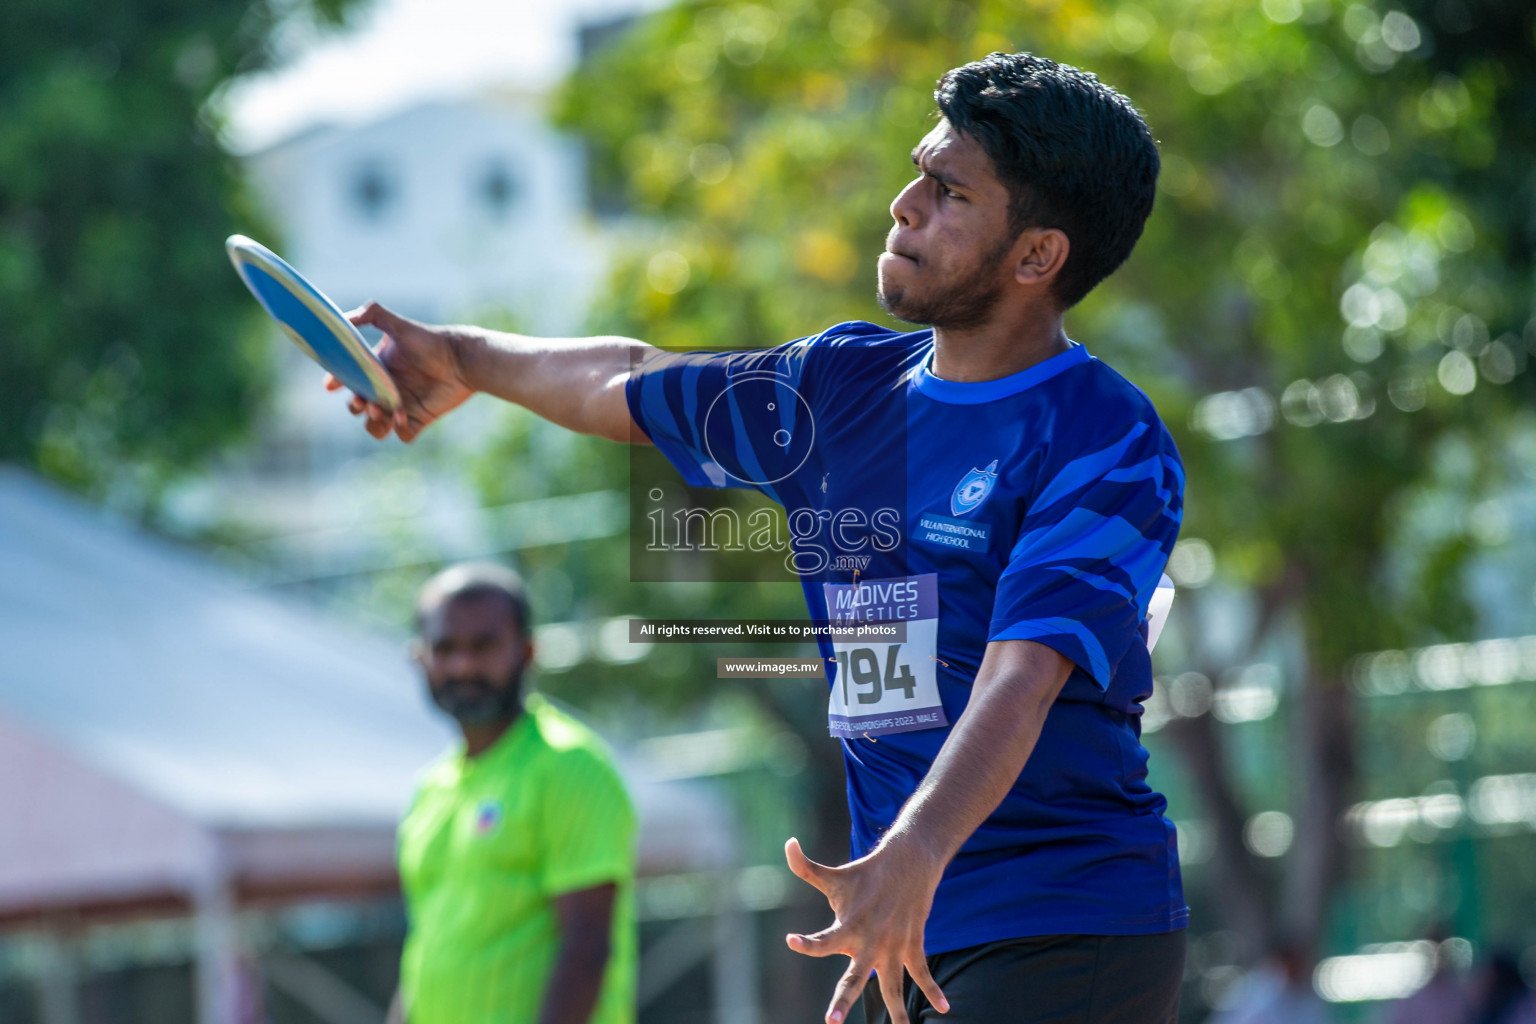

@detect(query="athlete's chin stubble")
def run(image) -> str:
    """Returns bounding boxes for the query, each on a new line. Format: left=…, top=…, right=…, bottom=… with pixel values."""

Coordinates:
left=878, top=272, right=1004, bottom=332
left=876, top=238, right=1013, bottom=332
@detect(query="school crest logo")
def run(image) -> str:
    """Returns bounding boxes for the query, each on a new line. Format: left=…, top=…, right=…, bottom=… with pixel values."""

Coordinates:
left=951, top=460, right=999, bottom=516
left=474, top=799, right=503, bottom=836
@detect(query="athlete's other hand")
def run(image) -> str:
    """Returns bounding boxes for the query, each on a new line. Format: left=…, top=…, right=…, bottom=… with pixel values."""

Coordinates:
left=784, top=836, right=950, bottom=1024
left=326, top=302, right=474, bottom=443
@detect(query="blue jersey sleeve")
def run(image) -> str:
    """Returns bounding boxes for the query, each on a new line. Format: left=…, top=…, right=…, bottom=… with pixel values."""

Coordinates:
left=988, top=419, right=1184, bottom=688
left=624, top=338, right=818, bottom=503
left=625, top=322, right=898, bottom=503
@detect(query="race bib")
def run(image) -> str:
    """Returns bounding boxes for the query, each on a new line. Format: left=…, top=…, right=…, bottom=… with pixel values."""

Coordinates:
left=822, top=574, right=948, bottom=738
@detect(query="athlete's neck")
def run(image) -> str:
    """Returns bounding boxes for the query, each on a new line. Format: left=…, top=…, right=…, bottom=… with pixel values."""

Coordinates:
left=929, top=305, right=1070, bottom=383
left=462, top=704, right=523, bottom=759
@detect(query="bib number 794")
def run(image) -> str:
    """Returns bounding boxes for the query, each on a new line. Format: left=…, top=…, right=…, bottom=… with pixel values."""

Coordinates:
left=823, top=574, right=947, bottom=738
left=833, top=645, right=918, bottom=704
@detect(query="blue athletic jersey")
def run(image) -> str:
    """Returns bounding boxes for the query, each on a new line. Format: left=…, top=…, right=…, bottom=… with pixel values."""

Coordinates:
left=626, top=321, right=1188, bottom=951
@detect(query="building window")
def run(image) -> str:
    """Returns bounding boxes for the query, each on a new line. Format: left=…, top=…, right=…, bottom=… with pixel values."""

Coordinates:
left=477, top=159, right=518, bottom=218
left=349, top=161, right=397, bottom=222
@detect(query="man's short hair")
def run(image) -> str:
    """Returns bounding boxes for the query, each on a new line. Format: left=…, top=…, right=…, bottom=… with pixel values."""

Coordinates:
left=415, top=562, right=532, bottom=636
left=935, top=52, right=1160, bottom=309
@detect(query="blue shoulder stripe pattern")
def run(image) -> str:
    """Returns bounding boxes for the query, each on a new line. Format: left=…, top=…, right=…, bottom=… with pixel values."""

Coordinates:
left=1103, top=455, right=1185, bottom=521
left=1044, top=560, right=1139, bottom=606
left=680, top=362, right=704, bottom=447
left=1005, top=509, right=1171, bottom=616
left=724, top=383, right=781, bottom=504
left=1037, top=483, right=1176, bottom=538
left=1026, top=544, right=1168, bottom=616
left=1009, top=507, right=1155, bottom=573
left=992, top=617, right=1111, bottom=686
left=632, top=366, right=711, bottom=489
left=1031, top=422, right=1149, bottom=513
left=640, top=367, right=685, bottom=446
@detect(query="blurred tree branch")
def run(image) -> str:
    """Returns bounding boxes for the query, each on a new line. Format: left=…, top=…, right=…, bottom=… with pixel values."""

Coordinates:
left=0, top=0, right=369, bottom=512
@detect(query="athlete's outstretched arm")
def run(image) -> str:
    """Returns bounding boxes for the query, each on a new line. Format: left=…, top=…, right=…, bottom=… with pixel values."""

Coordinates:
left=784, top=638, right=1073, bottom=1024
left=326, top=302, right=657, bottom=444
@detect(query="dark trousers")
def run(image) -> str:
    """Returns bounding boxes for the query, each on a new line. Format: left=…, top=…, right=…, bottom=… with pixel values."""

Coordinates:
left=863, top=931, right=1186, bottom=1024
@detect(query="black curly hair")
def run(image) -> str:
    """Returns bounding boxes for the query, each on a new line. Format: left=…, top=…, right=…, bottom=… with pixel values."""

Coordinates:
left=935, top=53, right=1160, bottom=309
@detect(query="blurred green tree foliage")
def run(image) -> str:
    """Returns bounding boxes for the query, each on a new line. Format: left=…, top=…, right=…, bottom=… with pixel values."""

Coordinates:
left=479, top=0, right=1536, bottom=955
left=0, top=0, right=359, bottom=506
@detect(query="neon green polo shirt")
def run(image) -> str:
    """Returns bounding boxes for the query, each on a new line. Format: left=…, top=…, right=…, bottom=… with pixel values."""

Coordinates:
left=397, top=694, right=636, bottom=1024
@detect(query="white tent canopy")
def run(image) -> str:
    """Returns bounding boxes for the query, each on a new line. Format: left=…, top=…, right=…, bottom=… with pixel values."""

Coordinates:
left=0, top=468, right=736, bottom=1022
left=0, top=467, right=459, bottom=921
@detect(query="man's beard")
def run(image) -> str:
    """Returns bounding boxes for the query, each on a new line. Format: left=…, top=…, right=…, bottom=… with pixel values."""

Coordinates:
left=431, top=669, right=524, bottom=727
left=877, top=234, right=1013, bottom=332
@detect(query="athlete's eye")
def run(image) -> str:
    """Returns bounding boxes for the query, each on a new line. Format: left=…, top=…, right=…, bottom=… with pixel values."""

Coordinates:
left=914, top=166, right=962, bottom=200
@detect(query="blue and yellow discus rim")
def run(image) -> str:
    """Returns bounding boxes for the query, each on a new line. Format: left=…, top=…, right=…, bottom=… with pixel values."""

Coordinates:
left=225, top=234, right=401, bottom=412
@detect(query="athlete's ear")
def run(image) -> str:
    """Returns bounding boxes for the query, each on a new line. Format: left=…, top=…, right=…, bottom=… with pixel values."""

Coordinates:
left=1012, top=227, right=1069, bottom=290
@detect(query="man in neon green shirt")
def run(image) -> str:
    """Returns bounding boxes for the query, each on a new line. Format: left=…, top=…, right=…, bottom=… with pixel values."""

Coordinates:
left=388, top=563, right=636, bottom=1024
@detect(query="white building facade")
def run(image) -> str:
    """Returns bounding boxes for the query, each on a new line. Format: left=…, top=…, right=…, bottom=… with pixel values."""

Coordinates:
left=175, top=91, right=617, bottom=550
left=247, top=91, right=607, bottom=334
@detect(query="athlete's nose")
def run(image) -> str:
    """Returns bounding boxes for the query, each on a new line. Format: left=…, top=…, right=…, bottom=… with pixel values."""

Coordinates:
left=889, top=176, right=923, bottom=230
left=437, top=646, right=479, bottom=679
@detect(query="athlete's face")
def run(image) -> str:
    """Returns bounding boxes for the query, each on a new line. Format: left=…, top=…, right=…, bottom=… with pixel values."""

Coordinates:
left=417, top=593, right=532, bottom=728
left=878, top=121, right=1018, bottom=330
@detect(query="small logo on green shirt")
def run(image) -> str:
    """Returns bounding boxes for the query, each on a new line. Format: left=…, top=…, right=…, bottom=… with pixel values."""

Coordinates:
left=474, top=798, right=503, bottom=835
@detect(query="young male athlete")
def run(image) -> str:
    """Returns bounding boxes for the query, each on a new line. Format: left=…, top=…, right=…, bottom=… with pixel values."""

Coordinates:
left=337, top=53, right=1186, bottom=1024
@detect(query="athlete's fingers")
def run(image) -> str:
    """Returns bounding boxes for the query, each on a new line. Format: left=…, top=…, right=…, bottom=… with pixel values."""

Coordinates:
left=785, top=837, right=834, bottom=895
left=364, top=401, right=391, bottom=439
left=346, top=303, right=378, bottom=328
left=879, top=964, right=910, bottom=1024
left=786, top=925, right=844, bottom=958
left=907, top=952, right=949, bottom=1015
left=324, top=372, right=342, bottom=391
left=824, top=961, right=871, bottom=1024
left=350, top=300, right=410, bottom=338
left=349, top=393, right=367, bottom=415
left=395, top=410, right=422, bottom=444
